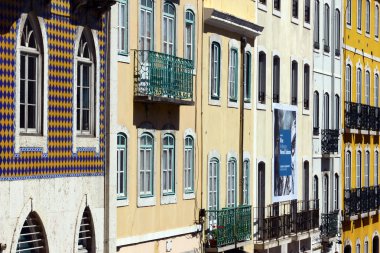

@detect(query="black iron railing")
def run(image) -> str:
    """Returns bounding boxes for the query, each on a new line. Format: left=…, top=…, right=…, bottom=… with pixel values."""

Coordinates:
left=361, top=187, right=370, bottom=213
left=345, top=102, right=380, bottom=131
left=359, top=104, right=370, bottom=130
left=369, top=107, right=380, bottom=131
left=321, top=129, right=339, bottom=154
left=321, top=211, right=339, bottom=238
left=344, top=188, right=360, bottom=216
left=344, top=186, right=380, bottom=217
left=345, top=101, right=359, bottom=129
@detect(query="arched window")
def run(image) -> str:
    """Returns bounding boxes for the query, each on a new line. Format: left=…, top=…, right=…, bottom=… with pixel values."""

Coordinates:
left=314, top=0, right=320, bottom=49
left=324, top=93, right=329, bottom=129
left=139, top=133, right=154, bottom=196
left=76, top=29, right=96, bottom=135
left=163, top=2, right=176, bottom=55
left=357, top=242, right=361, bottom=253
left=185, top=10, right=195, bottom=61
left=210, top=42, right=221, bottom=99
left=18, top=15, right=44, bottom=134
left=184, top=135, right=194, bottom=193
left=335, top=9, right=341, bottom=56
left=365, top=239, right=369, bottom=253
left=365, top=151, right=370, bottom=187
left=366, top=0, right=370, bottom=34
left=228, top=48, right=238, bottom=101
left=375, top=151, right=379, bottom=186
left=314, top=175, right=319, bottom=208
left=358, top=0, right=363, bottom=30
left=258, top=52, right=266, bottom=103
left=117, top=133, right=127, bottom=199
left=335, top=95, right=340, bottom=129
left=375, top=74, right=379, bottom=107
left=373, top=236, right=379, bottom=253
left=357, top=67, right=362, bottom=104
left=227, top=158, right=237, bottom=207
left=244, top=51, right=252, bottom=102
left=334, top=173, right=339, bottom=210
left=139, top=0, right=154, bottom=51
left=303, top=161, right=310, bottom=209
left=305, top=0, right=311, bottom=23
left=16, top=212, right=48, bottom=252
left=243, top=159, right=250, bottom=205
left=304, top=64, right=310, bottom=109
left=356, top=151, right=362, bottom=189
left=162, top=134, right=175, bottom=194
left=257, top=162, right=266, bottom=238
left=347, top=0, right=352, bottom=25
left=376, top=4, right=379, bottom=38
left=78, top=207, right=95, bottom=252
left=324, top=4, right=330, bottom=52
left=365, top=70, right=370, bottom=105
left=291, top=60, right=298, bottom=105
left=208, top=157, right=219, bottom=211
left=346, top=64, right=352, bottom=102
left=323, top=174, right=329, bottom=213
left=313, top=91, right=319, bottom=134
left=345, top=151, right=352, bottom=189
left=273, top=56, right=280, bottom=103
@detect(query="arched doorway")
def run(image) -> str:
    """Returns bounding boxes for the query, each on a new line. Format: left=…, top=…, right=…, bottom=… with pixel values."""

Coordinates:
left=78, top=207, right=95, bottom=252
left=16, top=211, right=48, bottom=252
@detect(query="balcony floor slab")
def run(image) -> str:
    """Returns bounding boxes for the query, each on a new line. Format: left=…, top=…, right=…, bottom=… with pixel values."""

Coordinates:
left=206, top=240, right=252, bottom=252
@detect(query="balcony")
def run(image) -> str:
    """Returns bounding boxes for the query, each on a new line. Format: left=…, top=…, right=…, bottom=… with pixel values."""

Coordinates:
left=205, top=205, right=252, bottom=251
left=321, top=129, right=339, bottom=154
left=73, top=0, right=116, bottom=14
left=321, top=211, right=339, bottom=239
left=345, top=102, right=380, bottom=131
left=345, top=187, right=380, bottom=218
left=254, top=200, right=319, bottom=242
left=369, top=106, right=380, bottom=131
left=134, top=50, right=194, bottom=105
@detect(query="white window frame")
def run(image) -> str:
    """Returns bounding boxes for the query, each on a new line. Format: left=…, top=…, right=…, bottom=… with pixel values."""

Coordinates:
left=358, top=0, right=363, bottom=32
left=161, top=130, right=177, bottom=204
left=365, top=149, right=370, bottom=187
left=366, top=0, right=370, bottom=35
left=208, top=150, right=220, bottom=212
left=72, top=27, right=100, bottom=154
left=291, top=59, right=298, bottom=105
left=375, top=72, right=379, bottom=107
left=162, top=2, right=176, bottom=56
left=346, top=61, right=352, bottom=102
left=184, top=8, right=195, bottom=63
left=334, top=173, right=339, bottom=210
left=244, top=43, right=253, bottom=107
left=117, top=133, right=128, bottom=201
left=314, top=0, right=320, bottom=49
left=139, top=0, right=154, bottom=51
left=324, top=3, right=330, bottom=53
left=117, top=0, right=129, bottom=56
left=365, top=69, right=370, bottom=105
left=357, top=65, right=362, bottom=104
left=356, top=149, right=362, bottom=189
left=15, top=14, right=48, bottom=154
left=183, top=129, right=196, bottom=199
left=347, top=0, right=352, bottom=26
left=323, top=174, right=329, bottom=213
left=376, top=3, right=379, bottom=39
left=345, top=150, right=352, bottom=189
left=375, top=150, right=379, bottom=186
left=243, top=159, right=250, bottom=205
left=209, top=35, right=222, bottom=106
left=228, top=39, right=240, bottom=108
left=227, top=152, right=238, bottom=208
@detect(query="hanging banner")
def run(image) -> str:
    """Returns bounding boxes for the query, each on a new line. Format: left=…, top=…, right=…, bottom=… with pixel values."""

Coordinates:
left=273, top=104, right=297, bottom=202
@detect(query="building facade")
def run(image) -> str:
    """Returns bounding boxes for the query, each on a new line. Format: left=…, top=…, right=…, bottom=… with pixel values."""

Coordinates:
left=0, top=0, right=114, bottom=252
left=253, top=0, right=317, bottom=253
left=111, top=0, right=203, bottom=252
left=342, top=0, right=380, bottom=253
left=312, top=0, right=343, bottom=252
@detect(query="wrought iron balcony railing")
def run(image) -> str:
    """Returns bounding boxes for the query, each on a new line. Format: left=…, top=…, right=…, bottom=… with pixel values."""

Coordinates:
left=254, top=199, right=319, bottom=242
left=206, top=205, right=251, bottom=248
left=359, top=104, right=370, bottom=130
left=361, top=187, right=370, bottom=213
left=369, top=106, right=380, bottom=131
left=344, top=186, right=380, bottom=217
left=344, top=188, right=360, bottom=216
left=134, top=50, right=194, bottom=105
left=345, top=101, right=359, bottom=129
left=321, top=129, right=339, bottom=154
left=321, top=211, right=339, bottom=238
left=345, top=102, right=380, bottom=131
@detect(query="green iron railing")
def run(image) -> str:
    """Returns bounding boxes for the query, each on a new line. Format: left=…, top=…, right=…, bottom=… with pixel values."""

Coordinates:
left=134, top=50, right=194, bottom=101
left=206, top=205, right=252, bottom=248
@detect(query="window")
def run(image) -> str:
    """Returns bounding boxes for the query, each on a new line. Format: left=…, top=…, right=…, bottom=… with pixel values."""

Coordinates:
left=185, top=10, right=195, bottom=61
left=364, top=240, right=368, bottom=253
left=274, top=0, right=281, bottom=11
left=291, top=61, right=298, bottom=105
left=314, top=176, right=319, bottom=207
left=357, top=242, right=361, bottom=253
left=117, top=133, right=127, bottom=199
left=162, top=134, right=175, bottom=195
left=313, top=91, right=319, bottom=133
left=244, top=51, right=252, bottom=102
left=356, top=151, right=362, bottom=188
left=303, top=161, right=310, bottom=204
left=357, top=67, right=362, bottom=103
left=118, top=0, right=128, bottom=55
left=365, top=151, right=369, bottom=187
left=335, top=9, right=341, bottom=56
left=78, top=207, right=95, bottom=252
left=375, top=151, right=379, bottom=186
left=305, top=0, right=310, bottom=23
left=375, top=74, right=379, bottom=107
left=208, top=158, right=219, bottom=211
left=139, top=0, right=153, bottom=51
left=376, top=5, right=379, bottom=38
left=323, top=175, right=329, bottom=213
left=346, top=65, right=352, bottom=102
left=259, top=0, right=267, bottom=5
left=324, top=4, right=330, bottom=52
left=345, top=151, right=352, bottom=189
left=229, top=48, right=238, bottom=101
left=324, top=93, right=329, bottom=129
left=365, top=70, right=370, bottom=104
left=258, top=52, right=266, bottom=103
left=243, top=160, right=250, bottom=205
left=76, top=30, right=96, bottom=135
left=258, top=162, right=265, bottom=214
left=273, top=56, right=280, bottom=103
left=358, top=0, right=362, bottom=30
left=304, top=64, right=310, bottom=109
left=17, top=212, right=48, bottom=252
left=292, top=0, right=299, bottom=18
left=227, top=158, right=237, bottom=207
left=335, top=95, right=340, bottom=129
left=334, top=174, right=339, bottom=210
left=163, top=2, right=176, bottom=55
left=366, top=0, right=370, bottom=34
left=210, top=42, right=221, bottom=99
left=347, top=0, right=352, bottom=25
left=19, top=16, right=43, bottom=134
left=314, top=0, right=320, bottom=49
left=139, top=133, right=154, bottom=196
left=184, top=136, right=194, bottom=193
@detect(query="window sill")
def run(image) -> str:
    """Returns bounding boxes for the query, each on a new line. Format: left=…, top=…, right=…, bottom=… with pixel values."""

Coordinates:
left=375, top=37, right=379, bottom=42
left=302, top=108, right=310, bottom=116
left=183, top=192, right=195, bottom=200
left=346, top=23, right=352, bottom=29
left=138, top=195, right=156, bottom=207
left=74, top=135, right=100, bottom=153
left=209, top=97, right=221, bottom=106
left=117, top=54, right=131, bottom=64
left=291, top=17, right=299, bottom=25
left=228, top=100, right=238, bottom=108
left=272, top=9, right=281, bottom=18
left=357, top=29, right=362, bottom=34
left=161, top=194, right=177, bottom=205
left=303, top=22, right=311, bottom=30
left=256, top=102, right=267, bottom=111
left=117, top=198, right=129, bottom=207
left=17, top=135, right=48, bottom=154
left=244, top=102, right=252, bottom=110
left=258, top=3, right=268, bottom=12
left=365, top=33, right=371, bottom=38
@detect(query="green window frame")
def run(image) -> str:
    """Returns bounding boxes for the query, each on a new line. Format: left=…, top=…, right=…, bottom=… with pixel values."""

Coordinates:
left=227, top=158, right=237, bottom=207
left=163, top=2, right=176, bottom=55
left=184, top=136, right=194, bottom=193
left=210, top=42, right=221, bottom=99
left=243, top=159, right=250, bottom=205
left=139, top=133, right=154, bottom=197
left=117, top=133, right=127, bottom=199
left=118, top=0, right=128, bottom=55
left=244, top=51, right=252, bottom=102
left=162, top=134, right=175, bottom=195
left=139, top=0, right=154, bottom=51
left=229, top=48, right=238, bottom=101
left=185, top=10, right=195, bottom=63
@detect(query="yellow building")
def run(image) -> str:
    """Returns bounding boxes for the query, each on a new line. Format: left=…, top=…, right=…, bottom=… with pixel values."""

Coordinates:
left=342, top=0, right=380, bottom=253
left=200, top=0, right=262, bottom=252
left=110, top=0, right=203, bottom=252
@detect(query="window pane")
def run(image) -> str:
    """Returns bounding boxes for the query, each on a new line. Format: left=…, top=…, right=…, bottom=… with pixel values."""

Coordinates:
left=27, top=105, right=36, bottom=128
